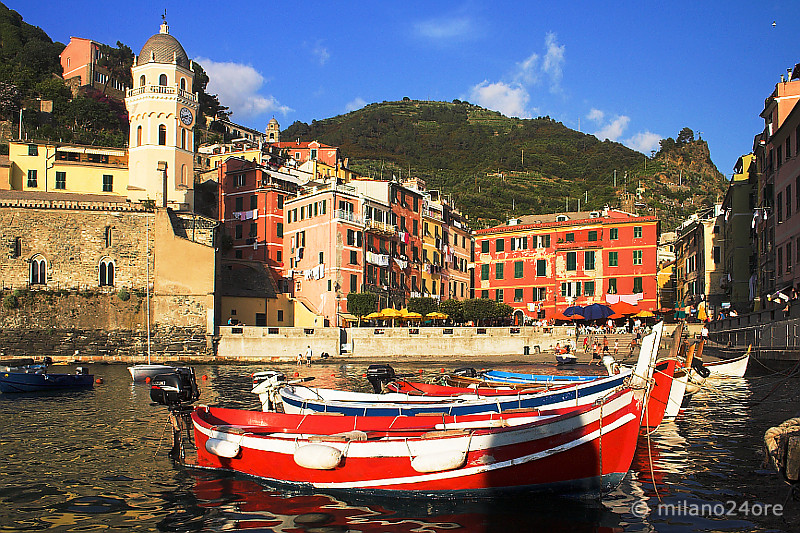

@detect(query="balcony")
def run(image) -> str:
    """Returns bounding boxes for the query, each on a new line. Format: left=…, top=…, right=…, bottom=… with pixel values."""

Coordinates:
left=364, top=219, right=397, bottom=236
left=127, top=84, right=197, bottom=103
left=335, top=209, right=361, bottom=224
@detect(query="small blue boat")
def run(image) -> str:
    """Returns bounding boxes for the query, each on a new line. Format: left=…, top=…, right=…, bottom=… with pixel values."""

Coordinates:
left=482, top=369, right=602, bottom=384
left=0, top=365, right=94, bottom=393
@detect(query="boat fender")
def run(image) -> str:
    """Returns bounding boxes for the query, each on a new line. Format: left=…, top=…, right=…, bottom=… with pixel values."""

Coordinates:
left=411, top=450, right=467, bottom=473
left=205, top=438, right=241, bottom=458
left=691, top=358, right=711, bottom=378
left=294, top=444, right=343, bottom=470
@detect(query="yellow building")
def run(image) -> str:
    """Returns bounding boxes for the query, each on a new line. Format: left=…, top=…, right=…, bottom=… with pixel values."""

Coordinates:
left=421, top=198, right=444, bottom=298
left=7, top=141, right=128, bottom=196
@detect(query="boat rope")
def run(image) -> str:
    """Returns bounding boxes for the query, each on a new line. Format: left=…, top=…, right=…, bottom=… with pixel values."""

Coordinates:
left=645, top=411, right=662, bottom=503
left=752, top=357, right=800, bottom=406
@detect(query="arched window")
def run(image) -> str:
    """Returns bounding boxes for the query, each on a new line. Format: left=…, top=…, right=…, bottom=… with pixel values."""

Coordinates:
left=139, top=75, right=145, bottom=87
left=159, top=74, right=167, bottom=86
left=136, top=125, right=142, bottom=147
left=158, top=124, right=166, bottom=145
left=180, top=78, right=186, bottom=91
left=99, top=258, right=115, bottom=287
left=30, top=255, right=47, bottom=285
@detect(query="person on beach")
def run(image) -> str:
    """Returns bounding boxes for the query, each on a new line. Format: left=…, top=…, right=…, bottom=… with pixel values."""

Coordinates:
left=583, top=336, right=589, bottom=353
left=296, top=352, right=303, bottom=366
left=305, top=345, right=313, bottom=366
left=614, top=339, right=619, bottom=356
left=592, top=342, right=601, bottom=364
left=602, top=336, right=609, bottom=354
left=628, top=338, right=637, bottom=356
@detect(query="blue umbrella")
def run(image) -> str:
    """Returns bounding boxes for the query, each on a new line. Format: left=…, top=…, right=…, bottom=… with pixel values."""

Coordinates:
left=579, top=303, right=615, bottom=320
left=563, top=306, right=584, bottom=317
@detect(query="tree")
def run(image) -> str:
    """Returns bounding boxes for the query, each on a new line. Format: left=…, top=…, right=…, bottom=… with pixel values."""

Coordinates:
left=438, top=299, right=464, bottom=323
left=0, top=81, right=19, bottom=120
left=462, top=298, right=495, bottom=325
left=347, top=292, right=378, bottom=320
left=676, top=127, right=694, bottom=146
left=407, top=297, right=438, bottom=317
left=96, top=41, right=133, bottom=95
left=192, top=61, right=229, bottom=120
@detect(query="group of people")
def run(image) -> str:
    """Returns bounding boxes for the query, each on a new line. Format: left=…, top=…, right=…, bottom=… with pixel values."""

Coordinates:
left=296, top=346, right=330, bottom=366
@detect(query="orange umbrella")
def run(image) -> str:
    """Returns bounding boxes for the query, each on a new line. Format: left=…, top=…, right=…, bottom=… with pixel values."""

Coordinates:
left=608, top=313, right=625, bottom=319
left=610, top=301, right=639, bottom=315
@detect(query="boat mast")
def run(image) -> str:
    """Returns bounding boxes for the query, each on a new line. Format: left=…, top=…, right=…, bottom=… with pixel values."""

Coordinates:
left=146, top=217, right=151, bottom=365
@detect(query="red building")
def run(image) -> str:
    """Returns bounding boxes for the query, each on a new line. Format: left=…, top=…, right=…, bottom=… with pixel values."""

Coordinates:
left=275, top=140, right=339, bottom=167
left=217, top=157, right=302, bottom=282
left=474, top=208, right=659, bottom=324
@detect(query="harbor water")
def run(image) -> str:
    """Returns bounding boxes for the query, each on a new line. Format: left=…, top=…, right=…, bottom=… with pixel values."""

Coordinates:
left=1, top=359, right=799, bottom=532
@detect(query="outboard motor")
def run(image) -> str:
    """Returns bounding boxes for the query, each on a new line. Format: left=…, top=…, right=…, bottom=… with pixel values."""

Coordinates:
left=451, top=367, right=478, bottom=378
left=602, top=355, right=620, bottom=375
left=150, top=367, right=200, bottom=408
left=691, top=357, right=711, bottom=378
left=75, top=366, right=89, bottom=375
left=366, top=364, right=396, bottom=393
left=252, top=370, right=286, bottom=386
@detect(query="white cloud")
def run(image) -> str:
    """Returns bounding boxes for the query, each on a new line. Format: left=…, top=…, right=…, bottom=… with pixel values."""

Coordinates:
left=594, top=115, right=630, bottom=142
left=196, top=57, right=292, bottom=120
left=590, top=110, right=662, bottom=153
left=625, top=131, right=662, bottom=153
left=311, top=44, right=330, bottom=66
left=415, top=16, right=475, bottom=40
left=514, top=51, right=540, bottom=85
left=541, top=32, right=565, bottom=93
left=468, top=80, right=531, bottom=119
left=470, top=33, right=565, bottom=118
left=345, top=97, right=367, bottom=113
left=587, top=108, right=605, bottom=123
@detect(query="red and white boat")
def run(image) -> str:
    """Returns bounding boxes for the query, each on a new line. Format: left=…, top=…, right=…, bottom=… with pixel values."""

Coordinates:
left=190, top=386, right=643, bottom=498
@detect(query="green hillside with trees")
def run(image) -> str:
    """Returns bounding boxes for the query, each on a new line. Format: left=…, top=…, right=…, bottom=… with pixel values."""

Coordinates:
left=284, top=99, right=728, bottom=230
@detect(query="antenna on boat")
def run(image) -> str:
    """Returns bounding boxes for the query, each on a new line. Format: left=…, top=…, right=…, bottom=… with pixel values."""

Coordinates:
left=146, top=216, right=151, bottom=365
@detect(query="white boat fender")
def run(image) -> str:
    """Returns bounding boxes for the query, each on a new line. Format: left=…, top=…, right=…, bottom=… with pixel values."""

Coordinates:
left=294, top=443, right=343, bottom=470
left=411, top=449, right=468, bottom=473
left=205, top=438, right=241, bottom=458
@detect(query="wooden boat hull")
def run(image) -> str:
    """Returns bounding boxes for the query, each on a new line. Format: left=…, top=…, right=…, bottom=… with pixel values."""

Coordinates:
left=280, top=370, right=631, bottom=416
left=702, top=349, right=750, bottom=378
left=191, top=388, right=641, bottom=498
left=0, top=371, right=94, bottom=393
left=128, top=364, right=174, bottom=382
left=641, top=358, right=676, bottom=430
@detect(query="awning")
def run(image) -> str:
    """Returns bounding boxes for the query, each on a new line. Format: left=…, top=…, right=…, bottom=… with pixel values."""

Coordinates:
left=337, top=313, right=359, bottom=321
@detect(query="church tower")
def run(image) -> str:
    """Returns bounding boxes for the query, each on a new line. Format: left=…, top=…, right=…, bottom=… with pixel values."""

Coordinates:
left=266, top=117, right=280, bottom=143
left=126, top=18, right=197, bottom=210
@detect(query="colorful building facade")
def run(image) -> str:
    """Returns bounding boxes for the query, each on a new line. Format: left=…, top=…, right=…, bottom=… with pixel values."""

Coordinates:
left=474, top=209, right=659, bottom=323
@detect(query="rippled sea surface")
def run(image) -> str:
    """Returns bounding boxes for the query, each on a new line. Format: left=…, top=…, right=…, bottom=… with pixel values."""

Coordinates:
left=1, top=359, right=799, bottom=532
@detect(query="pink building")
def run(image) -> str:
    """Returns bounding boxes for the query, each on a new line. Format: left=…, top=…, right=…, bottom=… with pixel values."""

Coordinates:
left=59, top=37, right=129, bottom=98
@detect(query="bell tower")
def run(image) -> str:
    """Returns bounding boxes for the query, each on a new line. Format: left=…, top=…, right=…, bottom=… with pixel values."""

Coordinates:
left=125, top=18, right=197, bottom=210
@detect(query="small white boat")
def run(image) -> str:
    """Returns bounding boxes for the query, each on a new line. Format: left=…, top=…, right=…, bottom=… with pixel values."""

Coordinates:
left=128, top=363, right=174, bottom=382
left=663, top=339, right=699, bottom=420
left=701, top=346, right=751, bottom=378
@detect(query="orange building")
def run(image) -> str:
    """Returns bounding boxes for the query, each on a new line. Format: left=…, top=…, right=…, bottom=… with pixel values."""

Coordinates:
left=60, top=37, right=129, bottom=98
left=474, top=208, right=659, bottom=324
left=217, top=157, right=302, bottom=282
left=275, top=140, right=339, bottom=167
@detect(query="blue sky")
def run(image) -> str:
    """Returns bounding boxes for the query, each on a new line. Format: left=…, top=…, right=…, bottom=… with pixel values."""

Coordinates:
left=19, top=0, right=800, bottom=176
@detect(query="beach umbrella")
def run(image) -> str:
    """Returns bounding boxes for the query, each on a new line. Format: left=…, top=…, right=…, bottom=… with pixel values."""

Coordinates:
left=579, top=303, right=615, bottom=320
left=403, top=311, right=423, bottom=320
left=610, top=301, right=639, bottom=316
left=364, top=311, right=383, bottom=320
left=551, top=310, right=572, bottom=322
left=634, top=310, right=655, bottom=318
left=381, top=308, right=402, bottom=317
left=608, top=313, right=625, bottom=319
left=563, top=306, right=584, bottom=317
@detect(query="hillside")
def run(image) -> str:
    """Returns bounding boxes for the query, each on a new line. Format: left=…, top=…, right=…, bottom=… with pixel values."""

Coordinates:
left=283, top=99, right=728, bottom=230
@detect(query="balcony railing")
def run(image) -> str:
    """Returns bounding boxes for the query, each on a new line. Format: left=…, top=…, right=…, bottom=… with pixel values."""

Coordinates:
left=127, top=85, right=197, bottom=103
left=364, top=219, right=397, bottom=235
left=335, top=209, right=361, bottom=223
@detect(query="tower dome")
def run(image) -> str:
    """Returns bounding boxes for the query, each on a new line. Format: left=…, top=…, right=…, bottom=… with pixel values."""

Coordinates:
left=137, top=20, right=189, bottom=68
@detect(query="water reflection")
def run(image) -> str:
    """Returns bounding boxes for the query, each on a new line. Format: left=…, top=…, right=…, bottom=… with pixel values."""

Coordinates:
left=0, top=362, right=798, bottom=532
